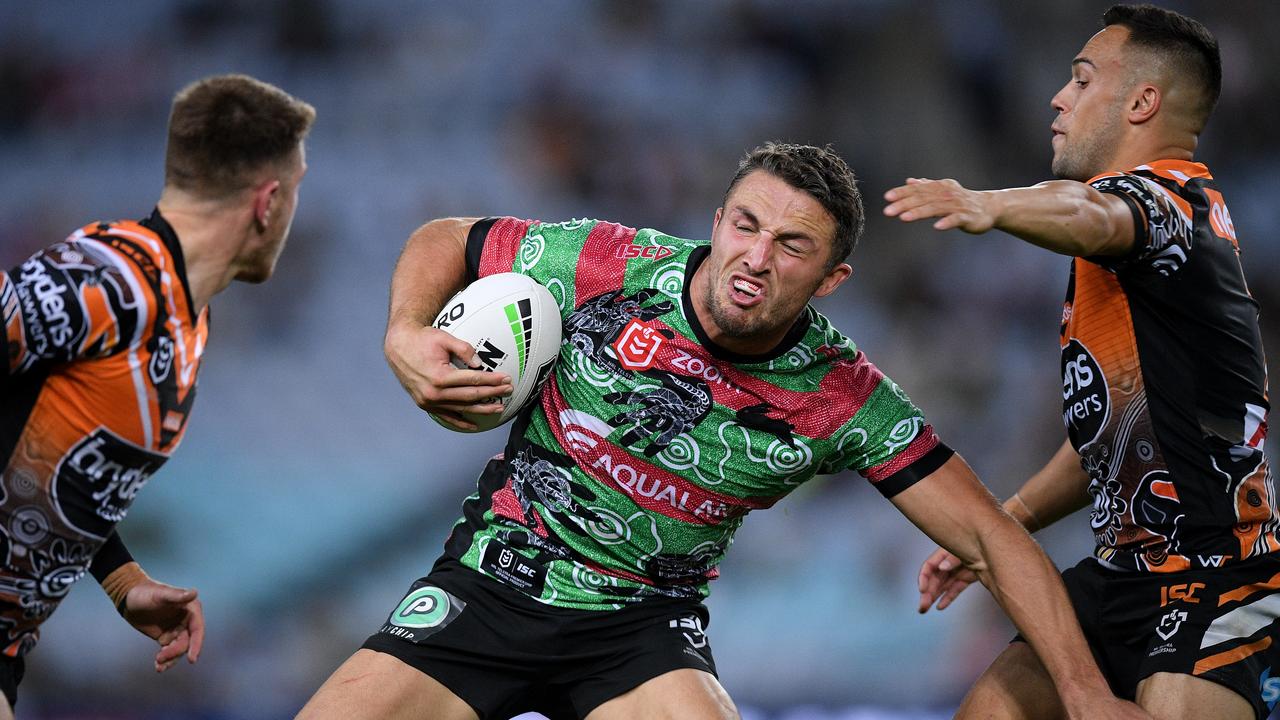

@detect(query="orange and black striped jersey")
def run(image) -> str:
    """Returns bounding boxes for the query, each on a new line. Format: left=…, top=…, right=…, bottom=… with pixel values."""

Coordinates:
left=1061, top=160, right=1272, bottom=574
left=0, top=209, right=207, bottom=657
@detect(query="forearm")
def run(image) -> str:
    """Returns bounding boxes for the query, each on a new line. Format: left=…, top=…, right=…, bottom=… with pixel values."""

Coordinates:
left=985, top=181, right=1132, bottom=257
left=387, top=217, right=476, bottom=330
left=1001, top=438, right=1092, bottom=532
left=971, top=518, right=1107, bottom=714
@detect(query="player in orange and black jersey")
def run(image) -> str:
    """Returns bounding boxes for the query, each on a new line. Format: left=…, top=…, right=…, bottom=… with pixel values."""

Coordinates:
left=0, top=74, right=313, bottom=715
left=890, top=5, right=1274, bottom=720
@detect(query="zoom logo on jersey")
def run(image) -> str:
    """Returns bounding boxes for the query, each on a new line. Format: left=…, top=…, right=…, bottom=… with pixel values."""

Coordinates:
left=52, top=429, right=167, bottom=538
left=1061, top=339, right=1110, bottom=447
left=380, top=585, right=466, bottom=644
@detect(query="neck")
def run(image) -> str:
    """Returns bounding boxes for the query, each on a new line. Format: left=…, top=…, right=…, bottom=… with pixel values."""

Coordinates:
left=157, top=189, right=251, bottom=313
left=1111, top=126, right=1197, bottom=171
left=688, top=258, right=793, bottom=357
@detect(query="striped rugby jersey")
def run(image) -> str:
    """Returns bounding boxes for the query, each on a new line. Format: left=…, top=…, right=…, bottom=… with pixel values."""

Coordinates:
left=442, top=217, right=953, bottom=610
left=0, top=210, right=206, bottom=656
left=1063, top=160, right=1273, bottom=573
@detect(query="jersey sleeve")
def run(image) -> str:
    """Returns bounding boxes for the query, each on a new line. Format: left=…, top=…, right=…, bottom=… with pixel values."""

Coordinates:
left=830, top=370, right=954, bottom=498
left=3, top=239, right=151, bottom=376
left=1088, top=172, right=1195, bottom=276
left=465, top=217, right=637, bottom=300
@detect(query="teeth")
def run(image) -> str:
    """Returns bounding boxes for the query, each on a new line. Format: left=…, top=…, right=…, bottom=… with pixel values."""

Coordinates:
left=733, top=278, right=761, bottom=297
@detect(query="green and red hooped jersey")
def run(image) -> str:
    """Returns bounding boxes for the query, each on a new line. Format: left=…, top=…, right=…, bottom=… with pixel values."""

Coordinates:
left=443, top=217, right=953, bottom=610
left=1063, top=160, right=1273, bottom=573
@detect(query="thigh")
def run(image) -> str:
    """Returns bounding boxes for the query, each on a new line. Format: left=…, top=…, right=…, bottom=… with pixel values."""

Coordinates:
left=1135, top=671, right=1253, bottom=720
left=295, top=649, right=478, bottom=720
left=585, top=668, right=737, bottom=720
left=955, top=641, right=1066, bottom=720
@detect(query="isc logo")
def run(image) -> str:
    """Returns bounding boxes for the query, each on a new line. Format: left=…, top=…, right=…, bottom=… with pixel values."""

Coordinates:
left=1160, top=582, right=1205, bottom=607
left=615, top=244, right=674, bottom=261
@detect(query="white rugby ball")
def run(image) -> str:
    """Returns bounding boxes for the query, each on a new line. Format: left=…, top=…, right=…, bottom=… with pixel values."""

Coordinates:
left=430, top=272, right=561, bottom=432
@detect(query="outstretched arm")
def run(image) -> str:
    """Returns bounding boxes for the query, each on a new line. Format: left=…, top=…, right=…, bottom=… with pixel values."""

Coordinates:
left=384, top=217, right=513, bottom=430
left=883, top=177, right=1136, bottom=257
left=892, top=453, right=1144, bottom=720
left=917, top=439, right=1092, bottom=611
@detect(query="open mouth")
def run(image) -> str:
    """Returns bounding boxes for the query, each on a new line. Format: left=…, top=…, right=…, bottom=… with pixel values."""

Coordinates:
left=729, top=276, right=764, bottom=306
left=733, top=278, right=761, bottom=297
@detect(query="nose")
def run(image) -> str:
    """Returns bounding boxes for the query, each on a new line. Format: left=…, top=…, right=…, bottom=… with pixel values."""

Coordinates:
left=1050, top=83, right=1070, bottom=114
left=744, top=233, right=772, bottom=273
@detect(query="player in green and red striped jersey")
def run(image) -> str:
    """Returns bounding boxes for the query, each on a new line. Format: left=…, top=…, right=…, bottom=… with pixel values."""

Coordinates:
left=298, top=143, right=1147, bottom=720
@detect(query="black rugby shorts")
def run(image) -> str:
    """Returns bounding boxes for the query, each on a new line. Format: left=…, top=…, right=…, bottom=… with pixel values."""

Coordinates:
left=361, top=558, right=718, bottom=719
left=1016, top=553, right=1280, bottom=719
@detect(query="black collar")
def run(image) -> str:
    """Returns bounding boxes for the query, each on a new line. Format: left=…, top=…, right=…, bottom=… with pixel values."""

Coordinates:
left=681, top=245, right=811, bottom=364
left=139, top=207, right=198, bottom=323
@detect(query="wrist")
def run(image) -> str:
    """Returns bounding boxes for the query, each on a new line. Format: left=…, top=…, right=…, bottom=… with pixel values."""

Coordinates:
left=1004, top=492, right=1043, bottom=532
left=101, top=562, right=150, bottom=616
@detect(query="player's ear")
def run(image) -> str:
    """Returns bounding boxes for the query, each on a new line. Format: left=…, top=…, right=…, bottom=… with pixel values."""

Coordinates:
left=814, top=262, right=852, bottom=298
left=252, top=178, right=282, bottom=231
left=712, top=207, right=723, bottom=234
left=1129, top=84, right=1160, bottom=124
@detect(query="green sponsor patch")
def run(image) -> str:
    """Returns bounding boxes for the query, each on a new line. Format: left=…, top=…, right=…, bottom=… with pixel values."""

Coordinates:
left=390, top=586, right=451, bottom=629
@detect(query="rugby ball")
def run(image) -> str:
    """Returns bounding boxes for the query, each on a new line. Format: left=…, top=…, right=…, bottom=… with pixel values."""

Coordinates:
left=430, top=272, right=561, bottom=432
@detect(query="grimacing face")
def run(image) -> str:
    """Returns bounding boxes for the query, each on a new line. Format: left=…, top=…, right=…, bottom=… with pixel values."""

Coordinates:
left=696, top=170, right=850, bottom=354
left=1050, top=26, right=1133, bottom=181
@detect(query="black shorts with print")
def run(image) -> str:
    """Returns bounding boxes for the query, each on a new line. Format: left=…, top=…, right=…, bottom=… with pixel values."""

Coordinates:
left=1017, top=554, right=1280, bottom=719
left=361, top=557, right=718, bottom=720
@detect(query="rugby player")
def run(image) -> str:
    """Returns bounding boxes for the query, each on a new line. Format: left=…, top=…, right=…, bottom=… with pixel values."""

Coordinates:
left=0, top=74, right=313, bottom=715
left=889, top=5, right=1274, bottom=719
left=298, top=142, right=1145, bottom=719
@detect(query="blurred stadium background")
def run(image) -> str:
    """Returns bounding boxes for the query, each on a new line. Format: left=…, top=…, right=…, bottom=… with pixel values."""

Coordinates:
left=0, top=0, right=1276, bottom=718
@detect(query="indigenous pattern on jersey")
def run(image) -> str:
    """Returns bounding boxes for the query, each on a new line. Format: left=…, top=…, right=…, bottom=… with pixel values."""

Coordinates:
left=0, top=210, right=207, bottom=656
left=1061, top=160, right=1272, bottom=573
left=444, top=217, right=952, bottom=610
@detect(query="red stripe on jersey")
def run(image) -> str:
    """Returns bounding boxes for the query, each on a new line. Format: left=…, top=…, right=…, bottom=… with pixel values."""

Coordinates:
left=863, top=428, right=941, bottom=482
left=541, top=375, right=781, bottom=524
left=478, top=218, right=535, bottom=277
left=642, top=326, right=885, bottom=439
left=573, top=222, right=637, bottom=302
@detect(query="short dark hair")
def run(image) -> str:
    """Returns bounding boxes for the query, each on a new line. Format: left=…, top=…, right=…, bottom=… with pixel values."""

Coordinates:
left=1103, top=4, right=1221, bottom=131
left=165, top=74, right=316, bottom=197
left=723, top=142, right=864, bottom=268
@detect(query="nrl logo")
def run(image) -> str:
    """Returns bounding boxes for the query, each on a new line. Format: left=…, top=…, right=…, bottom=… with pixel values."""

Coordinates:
left=612, top=319, right=665, bottom=371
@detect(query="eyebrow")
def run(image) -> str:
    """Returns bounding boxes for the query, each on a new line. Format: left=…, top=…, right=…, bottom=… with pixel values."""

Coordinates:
left=732, top=206, right=816, bottom=244
left=1072, top=57, right=1096, bottom=69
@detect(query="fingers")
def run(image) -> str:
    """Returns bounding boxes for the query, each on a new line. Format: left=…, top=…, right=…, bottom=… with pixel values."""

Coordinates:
left=187, top=599, right=204, bottom=663
left=430, top=409, right=480, bottom=432
left=157, top=586, right=198, bottom=606
left=935, top=580, right=968, bottom=611
left=441, top=334, right=483, bottom=369
left=155, top=630, right=190, bottom=669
